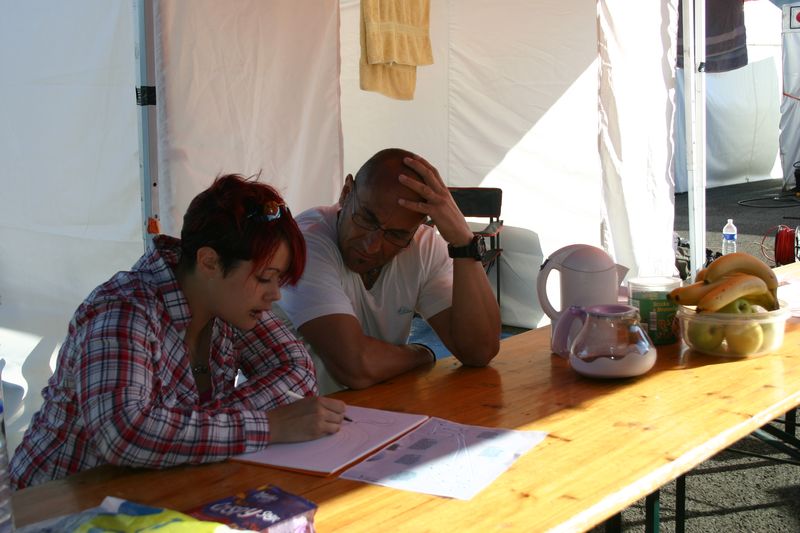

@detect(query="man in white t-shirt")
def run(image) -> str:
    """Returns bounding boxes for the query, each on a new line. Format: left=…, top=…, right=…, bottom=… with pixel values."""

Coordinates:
left=278, top=148, right=501, bottom=392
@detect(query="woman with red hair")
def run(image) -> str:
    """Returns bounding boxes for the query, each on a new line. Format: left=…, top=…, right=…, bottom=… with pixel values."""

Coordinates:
left=10, top=174, right=346, bottom=489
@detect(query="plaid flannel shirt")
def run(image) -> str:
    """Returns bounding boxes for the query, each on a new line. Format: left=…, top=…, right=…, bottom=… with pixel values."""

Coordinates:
left=10, top=235, right=317, bottom=489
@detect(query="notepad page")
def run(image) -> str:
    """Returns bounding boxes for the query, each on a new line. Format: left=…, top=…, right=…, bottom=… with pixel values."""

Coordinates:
left=234, top=406, right=429, bottom=475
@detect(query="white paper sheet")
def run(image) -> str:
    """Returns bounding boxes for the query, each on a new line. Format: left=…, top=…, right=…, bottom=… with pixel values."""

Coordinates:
left=777, top=273, right=800, bottom=317
left=339, top=417, right=547, bottom=500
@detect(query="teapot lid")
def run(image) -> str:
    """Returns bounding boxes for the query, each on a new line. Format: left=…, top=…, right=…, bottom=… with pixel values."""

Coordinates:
left=560, top=245, right=615, bottom=273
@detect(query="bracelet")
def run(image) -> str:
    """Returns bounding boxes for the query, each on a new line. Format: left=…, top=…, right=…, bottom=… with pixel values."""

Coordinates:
left=411, top=342, right=437, bottom=363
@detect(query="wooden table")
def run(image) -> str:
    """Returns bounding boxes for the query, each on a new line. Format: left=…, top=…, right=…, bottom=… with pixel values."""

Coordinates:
left=12, top=311, right=800, bottom=531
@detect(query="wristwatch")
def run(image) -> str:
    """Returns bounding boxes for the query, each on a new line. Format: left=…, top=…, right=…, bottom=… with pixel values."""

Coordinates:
left=447, top=234, right=485, bottom=260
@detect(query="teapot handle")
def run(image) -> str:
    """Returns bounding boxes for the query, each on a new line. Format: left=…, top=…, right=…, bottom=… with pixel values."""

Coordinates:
left=551, top=306, right=586, bottom=358
left=536, top=259, right=560, bottom=320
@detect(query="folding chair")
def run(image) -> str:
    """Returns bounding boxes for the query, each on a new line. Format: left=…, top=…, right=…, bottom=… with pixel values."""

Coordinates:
left=448, top=187, right=503, bottom=306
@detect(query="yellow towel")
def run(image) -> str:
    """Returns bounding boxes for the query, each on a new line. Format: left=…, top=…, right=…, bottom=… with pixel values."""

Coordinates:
left=360, top=0, right=433, bottom=100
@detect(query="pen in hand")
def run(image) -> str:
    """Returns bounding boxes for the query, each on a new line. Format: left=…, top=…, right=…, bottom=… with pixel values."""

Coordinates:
left=285, top=390, right=353, bottom=422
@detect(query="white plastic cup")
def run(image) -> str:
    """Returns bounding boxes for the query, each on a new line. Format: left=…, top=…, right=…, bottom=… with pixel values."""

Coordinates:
left=628, top=277, right=682, bottom=345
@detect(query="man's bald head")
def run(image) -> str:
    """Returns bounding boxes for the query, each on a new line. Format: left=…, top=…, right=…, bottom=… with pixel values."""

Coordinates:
left=354, top=148, right=425, bottom=203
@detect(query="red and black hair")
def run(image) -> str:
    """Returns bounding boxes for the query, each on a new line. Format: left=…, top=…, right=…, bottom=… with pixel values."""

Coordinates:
left=180, top=174, right=305, bottom=285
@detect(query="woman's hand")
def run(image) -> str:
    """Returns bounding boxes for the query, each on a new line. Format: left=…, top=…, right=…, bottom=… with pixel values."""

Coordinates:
left=267, top=396, right=347, bottom=443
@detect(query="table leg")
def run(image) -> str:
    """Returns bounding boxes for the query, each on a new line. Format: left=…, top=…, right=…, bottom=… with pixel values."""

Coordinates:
left=645, top=490, right=660, bottom=533
left=675, top=474, right=686, bottom=533
left=755, top=425, right=800, bottom=461
left=786, top=407, right=797, bottom=436
left=604, top=512, right=622, bottom=532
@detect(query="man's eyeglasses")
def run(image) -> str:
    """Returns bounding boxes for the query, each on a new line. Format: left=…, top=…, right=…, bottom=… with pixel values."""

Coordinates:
left=247, top=201, right=286, bottom=222
left=349, top=182, right=416, bottom=248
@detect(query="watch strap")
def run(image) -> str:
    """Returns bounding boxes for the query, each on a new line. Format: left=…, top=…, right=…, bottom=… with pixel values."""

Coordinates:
left=448, top=234, right=484, bottom=260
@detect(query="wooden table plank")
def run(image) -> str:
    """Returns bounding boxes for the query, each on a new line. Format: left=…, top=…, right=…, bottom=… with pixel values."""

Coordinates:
left=12, top=312, right=800, bottom=531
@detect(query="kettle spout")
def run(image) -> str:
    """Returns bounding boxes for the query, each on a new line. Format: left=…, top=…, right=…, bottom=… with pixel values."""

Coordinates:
left=616, top=264, right=629, bottom=285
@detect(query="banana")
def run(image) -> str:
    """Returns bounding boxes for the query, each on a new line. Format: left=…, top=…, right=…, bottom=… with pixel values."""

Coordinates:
left=703, top=252, right=779, bottom=308
left=668, top=280, right=716, bottom=306
left=696, top=273, right=769, bottom=312
left=704, top=252, right=778, bottom=291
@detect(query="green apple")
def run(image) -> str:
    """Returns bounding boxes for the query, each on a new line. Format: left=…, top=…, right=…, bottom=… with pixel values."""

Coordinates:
left=746, top=305, right=781, bottom=352
left=718, top=298, right=753, bottom=314
left=725, top=323, right=764, bottom=356
left=687, top=321, right=725, bottom=352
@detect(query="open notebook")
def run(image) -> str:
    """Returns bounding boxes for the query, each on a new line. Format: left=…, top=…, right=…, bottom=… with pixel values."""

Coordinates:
left=234, top=406, right=429, bottom=475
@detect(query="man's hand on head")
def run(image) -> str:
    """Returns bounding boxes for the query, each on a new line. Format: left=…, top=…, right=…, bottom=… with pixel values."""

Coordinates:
left=397, top=156, right=474, bottom=247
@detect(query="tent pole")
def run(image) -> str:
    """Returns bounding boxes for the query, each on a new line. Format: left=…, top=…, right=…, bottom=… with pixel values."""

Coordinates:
left=134, top=0, right=159, bottom=248
left=683, top=0, right=707, bottom=279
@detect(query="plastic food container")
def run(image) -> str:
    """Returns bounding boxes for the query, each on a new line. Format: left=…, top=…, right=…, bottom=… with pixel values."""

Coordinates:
left=628, top=276, right=682, bottom=345
left=677, top=301, right=790, bottom=358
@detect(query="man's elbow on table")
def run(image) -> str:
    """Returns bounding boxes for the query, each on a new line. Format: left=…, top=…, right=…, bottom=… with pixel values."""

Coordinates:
left=326, top=365, right=381, bottom=390
left=322, top=355, right=383, bottom=390
left=453, top=337, right=500, bottom=367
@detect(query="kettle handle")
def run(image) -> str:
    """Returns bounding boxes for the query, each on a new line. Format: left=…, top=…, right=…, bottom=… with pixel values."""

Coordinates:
left=551, top=306, right=586, bottom=358
left=537, top=258, right=561, bottom=320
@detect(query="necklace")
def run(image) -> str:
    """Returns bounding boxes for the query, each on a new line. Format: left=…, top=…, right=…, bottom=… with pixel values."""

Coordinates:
left=188, top=320, right=213, bottom=375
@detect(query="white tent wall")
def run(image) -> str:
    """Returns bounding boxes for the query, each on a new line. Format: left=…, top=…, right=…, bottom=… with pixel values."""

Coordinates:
left=674, top=1, right=784, bottom=193
left=154, top=0, right=343, bottom=235
left=340, top=0, right=677, bottom=329
left=599, top=1, right=679, bottom=281
left=0, top=0, right=343, bottom=455
left=0, top=1, right=144, bottom=454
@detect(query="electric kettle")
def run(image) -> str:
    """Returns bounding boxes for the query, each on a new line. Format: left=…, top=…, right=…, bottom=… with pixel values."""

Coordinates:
left=537, top=244, right=629, bottom=354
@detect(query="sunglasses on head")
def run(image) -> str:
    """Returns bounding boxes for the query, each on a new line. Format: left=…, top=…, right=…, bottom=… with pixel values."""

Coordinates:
left=246, top=201, right=286, bottom=222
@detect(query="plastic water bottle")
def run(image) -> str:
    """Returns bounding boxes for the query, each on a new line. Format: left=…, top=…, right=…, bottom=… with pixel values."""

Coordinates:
left=722, top=219, right=737, bottom=255
left=0, top=379, right=14, bottom=532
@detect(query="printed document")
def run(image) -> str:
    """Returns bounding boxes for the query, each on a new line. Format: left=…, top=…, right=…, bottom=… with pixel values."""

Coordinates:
left=340, top=417, right=547, bottom=500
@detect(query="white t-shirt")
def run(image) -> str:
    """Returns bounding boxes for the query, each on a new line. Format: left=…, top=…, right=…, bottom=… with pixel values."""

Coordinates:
left=277, top=204, right=453, bottom=392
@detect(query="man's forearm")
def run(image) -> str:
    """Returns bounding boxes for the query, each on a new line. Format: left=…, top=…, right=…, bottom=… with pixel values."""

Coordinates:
left=326, top=338, right=435, bottom=389
left=448, top=259, right=501, bottom=364
left=299, top=315, right=436, bottom=390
